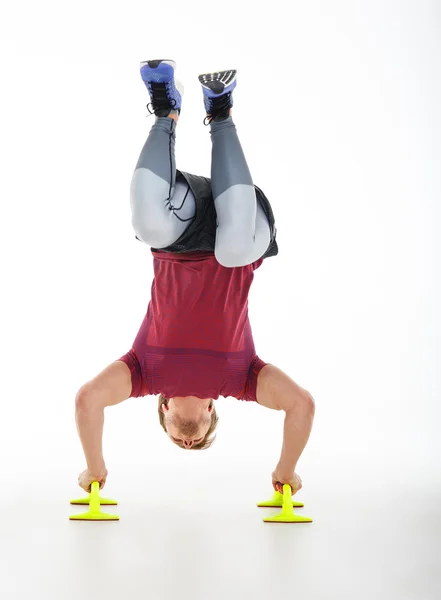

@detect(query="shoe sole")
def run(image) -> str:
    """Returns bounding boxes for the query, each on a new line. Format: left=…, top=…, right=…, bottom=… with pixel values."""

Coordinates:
left=198, top=69, right=237, bottom=96
left=139, top=59, right=184, bottom=101
left=140, top=59, right=176, bottom=83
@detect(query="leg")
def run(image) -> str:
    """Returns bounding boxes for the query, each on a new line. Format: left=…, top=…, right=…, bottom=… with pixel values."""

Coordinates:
left=209, top=116, right=271, bottom=267
left=198, top=70, right=272, bottom=266
left=130, top=115, right=196, bottom=248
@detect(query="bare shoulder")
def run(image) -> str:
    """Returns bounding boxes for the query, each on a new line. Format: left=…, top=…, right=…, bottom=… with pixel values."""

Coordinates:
left=256, top=364, right=314, bottom=412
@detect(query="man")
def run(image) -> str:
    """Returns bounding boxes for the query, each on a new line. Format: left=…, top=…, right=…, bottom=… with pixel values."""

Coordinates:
left=75, top=60, right=315, bottom=497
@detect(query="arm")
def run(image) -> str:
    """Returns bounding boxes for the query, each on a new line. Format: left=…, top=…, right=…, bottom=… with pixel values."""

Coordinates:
left=256, top=364, right=315, bottom=474
left=75, top=361, right=133, bottom=478
left=75, top=404, right=106, bottom=475
left=277, top=401, right=314, bottom=475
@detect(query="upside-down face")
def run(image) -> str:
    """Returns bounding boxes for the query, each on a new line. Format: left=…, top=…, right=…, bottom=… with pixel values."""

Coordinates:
left=159, top=395, right=218, bottom=450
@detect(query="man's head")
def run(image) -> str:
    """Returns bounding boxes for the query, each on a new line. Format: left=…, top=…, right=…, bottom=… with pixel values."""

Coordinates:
left=158, top=394, right=219, bottom=449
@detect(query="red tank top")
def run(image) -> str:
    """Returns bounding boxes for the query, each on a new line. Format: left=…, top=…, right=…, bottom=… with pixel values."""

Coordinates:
left=119, top=250, right=268, bottom=401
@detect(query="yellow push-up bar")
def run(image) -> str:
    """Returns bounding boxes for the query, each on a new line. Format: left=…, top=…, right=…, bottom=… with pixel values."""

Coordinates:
left=69, top=482, right=312, bottom=523
left=257, top=484, right=313, bottom=523
left=69, top=481, right=119, bottom=521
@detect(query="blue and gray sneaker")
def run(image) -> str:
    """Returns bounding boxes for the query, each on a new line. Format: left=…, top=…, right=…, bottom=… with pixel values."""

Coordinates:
left=140, top=59, right=184, bottom=117
left=198, top=69, right=237, bottom=125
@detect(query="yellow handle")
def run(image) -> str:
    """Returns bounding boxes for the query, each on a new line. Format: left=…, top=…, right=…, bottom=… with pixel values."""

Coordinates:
left=89, top=481, right=101, bottom=512
left=282, top=484, right=292, bottom=505
left=276, top=482, right=292, bottom=495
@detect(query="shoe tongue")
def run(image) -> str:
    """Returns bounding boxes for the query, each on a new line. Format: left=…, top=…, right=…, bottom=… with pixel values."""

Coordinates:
left=151, top=82, right=167, bottom=90
left=212, top=92, right=230, bottom=110
left=150, top=82, right=173, bottom=117
left=151, top=82, right=168, bottom=102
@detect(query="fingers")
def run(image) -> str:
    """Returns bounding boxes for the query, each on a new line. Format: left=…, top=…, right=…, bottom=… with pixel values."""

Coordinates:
left=273, top=481, right=283, bottom=494
left=274, top=481, right=297, bottom=495
left=78, top=470, right=108, bottom=493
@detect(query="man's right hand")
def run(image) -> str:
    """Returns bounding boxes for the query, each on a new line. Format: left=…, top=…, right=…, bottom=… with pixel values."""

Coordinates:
left=78, top=466, right=108, bottom=493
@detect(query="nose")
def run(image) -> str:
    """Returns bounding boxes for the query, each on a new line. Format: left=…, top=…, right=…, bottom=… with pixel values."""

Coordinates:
left=183, top=439, right=194, bottom=449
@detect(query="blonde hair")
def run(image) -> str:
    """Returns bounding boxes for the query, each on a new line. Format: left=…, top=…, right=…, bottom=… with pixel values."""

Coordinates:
left=157, top=394, right=219, bottom=450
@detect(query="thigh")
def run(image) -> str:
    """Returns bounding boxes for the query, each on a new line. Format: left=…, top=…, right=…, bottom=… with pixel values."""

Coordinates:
left=252, top=199, right=272, bottom=258
left=77, top=360, right=133, bottom=409
left=131, top=174, right=196, bottom=248
left=215, top=192, right=271, bottom=267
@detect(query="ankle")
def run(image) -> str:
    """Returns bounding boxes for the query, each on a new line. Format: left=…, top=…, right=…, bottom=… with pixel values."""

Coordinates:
left=155, top=110, right=179, bottom=122
left=167, top=109, right=179, bottom=122
left=206, top=108, right=233, bottom=120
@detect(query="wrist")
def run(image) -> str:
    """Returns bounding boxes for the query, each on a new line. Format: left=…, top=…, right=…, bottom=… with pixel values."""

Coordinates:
left=87, top=461, right=106, bottom=477
left=276, top=459, right=296, bottom=477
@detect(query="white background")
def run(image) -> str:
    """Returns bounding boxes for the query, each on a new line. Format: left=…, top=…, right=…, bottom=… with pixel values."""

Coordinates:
left=0, top=1, right=440, bottom=599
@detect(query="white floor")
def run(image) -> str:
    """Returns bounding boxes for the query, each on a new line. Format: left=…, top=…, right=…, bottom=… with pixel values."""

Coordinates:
left=1, top=460, right=440, bottom=600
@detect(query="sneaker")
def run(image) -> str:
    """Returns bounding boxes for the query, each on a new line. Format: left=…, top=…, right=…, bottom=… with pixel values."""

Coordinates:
left=198, top=69, right=237, bottom=125
left=140, top=59, right=184, bottom=117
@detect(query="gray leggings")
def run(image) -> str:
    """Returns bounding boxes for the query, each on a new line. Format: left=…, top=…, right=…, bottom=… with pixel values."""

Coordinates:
left=130, top=116, right=271, bottom=267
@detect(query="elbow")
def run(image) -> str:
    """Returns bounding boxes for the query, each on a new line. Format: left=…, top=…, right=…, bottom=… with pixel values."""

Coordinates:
left=75, top=385, right=95, bottom=413
left=304, top=391, right=316, bottom=416
left=286, top=390, right=316, bottom=417
left=301, top=391, right=316, bottom=417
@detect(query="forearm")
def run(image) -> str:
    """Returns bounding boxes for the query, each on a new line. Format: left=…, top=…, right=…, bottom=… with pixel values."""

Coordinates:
left=277, top=404, right=314, bottom=474
left=75, top=406, right=106, bottom=474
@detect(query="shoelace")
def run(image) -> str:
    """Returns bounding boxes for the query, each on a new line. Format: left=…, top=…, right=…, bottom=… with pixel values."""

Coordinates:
left=203, top=92, right=232, bottom=126
left=146, top=82, right=177, bottom=118
left=145, top=81, right=231, bottom=123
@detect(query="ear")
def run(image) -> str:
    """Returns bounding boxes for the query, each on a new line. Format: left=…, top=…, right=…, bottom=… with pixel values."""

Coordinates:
left=160, top=402, right=169, bottom=414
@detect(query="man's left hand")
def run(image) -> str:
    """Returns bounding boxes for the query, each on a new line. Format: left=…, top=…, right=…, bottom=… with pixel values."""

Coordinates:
left=272, top=467, right=302, bottom=495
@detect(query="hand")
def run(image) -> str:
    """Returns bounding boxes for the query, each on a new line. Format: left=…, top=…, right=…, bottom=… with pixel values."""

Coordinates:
left=272, top=467, right=302, bottom=496
left=78, top=466, right=108, bottom=493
